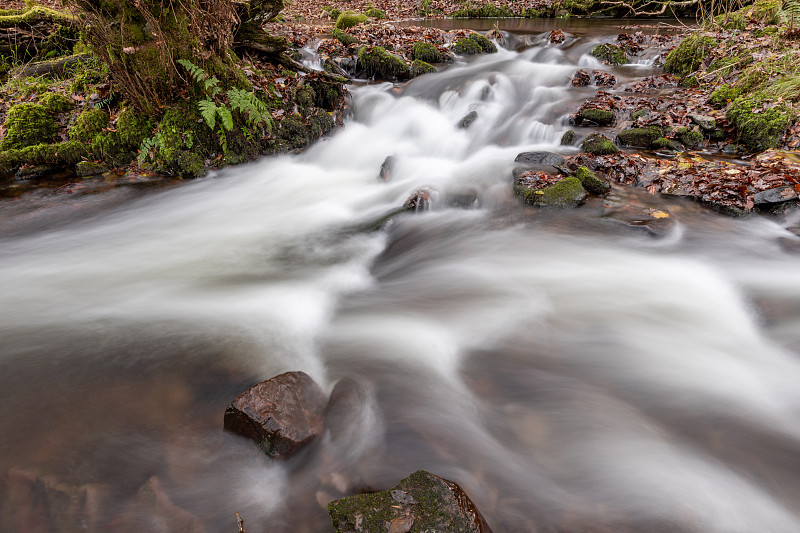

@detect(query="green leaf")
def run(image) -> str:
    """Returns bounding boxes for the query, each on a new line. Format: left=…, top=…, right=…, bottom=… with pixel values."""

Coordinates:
left=198, top=99, right=218, bottom=130
left=217, top=106, right=233, bottom=131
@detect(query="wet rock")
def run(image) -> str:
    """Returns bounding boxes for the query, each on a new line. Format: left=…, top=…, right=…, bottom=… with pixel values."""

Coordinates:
left=379, top=156, right=395, bottom=182
left=457, top=111, right=478, bottom=129
left=676, top=126, right=704, bottom=148
left=75, top=161, right=109, bottom=178
left=0, top=467, right=107, bottom=533
left=445, top=189, right=479, bottom=208
left=591, top=70, right=616, bottom=86
left=325, top=377, right=374, bottom=447
left=753, top=186, right=799, bottom=205
left=224, top=371, right=327, bottom=458
left=405, top=188, right=436, bottom=211
left=571, top=70, right=590, bottom=86
left=581, top=133, right=619, bottom=155
left=560, top=130, right=576, bottom=145
left=590, top=43, right=628, bottom=65
left=616, top=125, right=663, bottom=148
left=631, top=108, right=650, bottom=121
left=548, top=29, right=565, bottom=44
left=114, top=476, right=206, bottom=533
left=328, top=470, right=493, bottom=533
left=574, top=165, right=611, bottom=195
left=514, top=151, right=565, bottom=167
left=652, top=137, right=683, bottom=151
left=688, top=113, right=716, bottom=131
left=15, top=164, right=60, bottom=180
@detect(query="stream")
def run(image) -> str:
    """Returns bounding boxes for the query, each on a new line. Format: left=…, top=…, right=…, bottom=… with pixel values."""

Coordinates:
left=3, top=18, right=800, bottom=533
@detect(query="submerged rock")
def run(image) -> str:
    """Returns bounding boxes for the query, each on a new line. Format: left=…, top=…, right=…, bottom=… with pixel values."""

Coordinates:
left=328, top=470, right=493, bottom=533
left=379, top=155, right=395, bottom=181
left=457, top=111, right=478, bottom=129
left=223, top=371, right=327, bottom=458
left=114, top=476, right=206, bottom=533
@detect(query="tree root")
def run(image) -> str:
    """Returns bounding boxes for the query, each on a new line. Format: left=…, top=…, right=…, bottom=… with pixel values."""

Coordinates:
left=0, top=5, right=75, bottom=29
left=600, top=0, right=699, bottom=16
left=10, top=52, right=90, bottom=78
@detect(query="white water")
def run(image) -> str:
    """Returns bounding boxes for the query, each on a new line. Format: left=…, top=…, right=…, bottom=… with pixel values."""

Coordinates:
left=3, top=25, right=800, bottom=533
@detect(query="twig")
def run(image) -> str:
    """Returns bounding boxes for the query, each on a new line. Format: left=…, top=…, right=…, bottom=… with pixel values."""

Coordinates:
left=236, top=512, right=246, bottom=533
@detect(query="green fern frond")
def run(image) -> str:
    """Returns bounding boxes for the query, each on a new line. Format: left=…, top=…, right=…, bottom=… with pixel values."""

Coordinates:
left=177, top=58, right=205, bottom=84
left=137, top=135, right=158, bottom=165
left=227, top=88, right=273, bottom=131
left=217, top=106, right=234, bottom=131
left=198, top=99, right=218, bottom=130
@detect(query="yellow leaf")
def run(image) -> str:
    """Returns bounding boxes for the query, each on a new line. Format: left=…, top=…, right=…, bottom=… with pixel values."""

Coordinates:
left=650, top=210, right=670, bottom=219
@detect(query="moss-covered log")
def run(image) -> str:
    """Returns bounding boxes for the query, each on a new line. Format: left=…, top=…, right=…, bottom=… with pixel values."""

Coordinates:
left=10, top=53, right=91, bottom=78
left=0, top=5, right=74, bottom=29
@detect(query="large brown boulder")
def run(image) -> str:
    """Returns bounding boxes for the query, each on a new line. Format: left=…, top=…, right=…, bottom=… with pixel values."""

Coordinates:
left=328, top=470, right=493, bottom=533
left=223, top=371, right=327, bottom=458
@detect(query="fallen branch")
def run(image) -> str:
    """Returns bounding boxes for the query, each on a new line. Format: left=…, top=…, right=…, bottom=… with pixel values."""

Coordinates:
left=0, top=5, right=75, bottom=29
left=10, top=52, right=90, bottom=78
left=277, top=52, right=348, bottom=82
left=600, top=0, right=698, bottom=16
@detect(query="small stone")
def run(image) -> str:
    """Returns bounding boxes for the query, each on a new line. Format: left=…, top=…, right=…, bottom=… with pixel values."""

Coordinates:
left=581, top=133, right=619, bottom=155
left=224, top=371, right=327, bottom=459
left=753, top=186, right=798, bottom=205
left=578, top=107, right=614, bottom=126
left=574, top=165, right=611, bottom=195
left=457, top=110, right=478, bottom=129
left=560, top=130, right=576, bottom=145
left=379, top=155, right=395, bottom=182
left=616, top=126, right=663, bottom=148
left=571, top=70, right=590, bottom=86
left=75, top=161, right=109, bottom=178
left=514, top=151, right=565, bottom=166
left=390, top=489, right=417, bottom=504
left=688, top=113, right=716, bottom=131
left=405, top=188, right=436, bottom=211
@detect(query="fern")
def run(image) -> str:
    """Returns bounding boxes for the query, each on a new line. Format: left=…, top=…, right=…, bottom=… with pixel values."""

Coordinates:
left=178, top=58, right=221, bottom=96
left=137, top=134, right=163, bottom=166
left=785, top=0, right=800, bottom=29
left=217, top=106, right=234, bottom=131
left=198, top=99, right=219, bottom=130
left=228, top=88, right=273, bottom=131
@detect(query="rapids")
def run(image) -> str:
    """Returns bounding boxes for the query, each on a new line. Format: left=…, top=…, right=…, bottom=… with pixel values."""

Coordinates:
left=3, top=19, right=800, bottom=533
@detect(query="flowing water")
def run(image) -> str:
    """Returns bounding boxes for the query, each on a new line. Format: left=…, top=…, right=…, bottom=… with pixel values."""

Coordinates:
left=4, top=19, right=800, bottom=533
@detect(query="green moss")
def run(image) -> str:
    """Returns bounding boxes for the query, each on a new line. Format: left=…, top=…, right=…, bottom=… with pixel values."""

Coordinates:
left=153, top=103, right=217, bottom=176
left=364, top=7, right=386, bottom=19
left=116, top=107, right=153, bottom=149
left=518, top=176, right=588, bottom=207
left=676, top=127, right=704, bottom=147
left=714, top=12, right=746, bottom=30
left=322, top=6, right=342, bottom=18
left=726, top=92, right=796, bottom=152
left=582, top=132, right=619, bottom=155
left=631, top=108, right=650, bottom=120
left=616, top=125, right=663, bottom=147
left=451, top=3, right=513, bottom=17
left=590, top=43, right=627, bottom=65
left=561, top=129, right=576, bottom=145
left=335, top=11, right=368, bottom=30
left=331, top=27, right=358, bottom=46
left=411, top=59, right=436, bottom=77
left=580, top=108, right=614, bottom=126
left=39, top=92, right=73, bottom=114
left=452, top=37, right=482, bottom=55
left=308, top=80, right=344, bottom=110
left=575, top=165, right=611, bottom=195
left=39, top=25, right=79, bottom=59
left=358, top=46, right=410, bottom=80
left=708, top=84, right=742, bottom=108
left=0, top=5, right=74, bottom=29
left=751, top=0, right=781, bottom=24
left=75, top=160, right=109, bottom=177
left=523, top=8, right=542, bottom=17
left=68, top=109, right=110, bottom=143
left=412, top=41, right=443, bottom=63
left=468, top=32, right=497, bottom=53
left=663, top=34, right=716, bottom=77
left=652, top=137, right=682, bottom=150
left=294, top=86, right=316, bottom=109
left=19, top=140, right=85, bottom=166
left=0, top=103, right=59, bottom=150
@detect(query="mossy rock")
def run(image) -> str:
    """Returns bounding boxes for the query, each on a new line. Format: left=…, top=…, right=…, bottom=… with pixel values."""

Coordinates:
left=523, top=8, right=542, bottom=17
left=708, top=84, right=741, bottom=108
left=411, top=59, right=436, bottom=77
left=726, top=92, right=796, bottom=152
left=328, top=470, right=491, bottom=533
left=652, top=137, right=683, bottom=151
left=451, top=3, right=513, bottom=17
left=518, top=176, right=589, bottom=208
left=561, top=129, right=576, bottom=145
left=575, top=165, right=611, bottom=195
left=582, top=132, right=619, bottom=155
left=40, top=93, right=73, bottom=114
left=676, top=127, right=704, bottom=148
left=335, top=11, right=368, bottom=30
left=579, top=108, right=614, bottom=126
left=615, top=125, right=663, bottom=148
left=0, top=103, right=59, bottom=150
left=363, top=7, right=386, bottom=19
left=663, top=34, right=716, bottom=77
left=75, top=160, right=109, bottom=177
left=331, top=28, right=358, bottom=46
left=452, top=37, right=483, bottom=55
left=631, top=108, right=650, bottom=120
left=590, top=44, right=627, bottom=65
left=69, top=109, right=110, bottom=143
left=412, top=41, right=443, bottom=63
left=151, top=103, right=218, bottom=177
left=358, top=46, right=410, bottom=80
left=468, top=33, right=497, bottom=53
left=308, top=79, right=345, bottom=110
